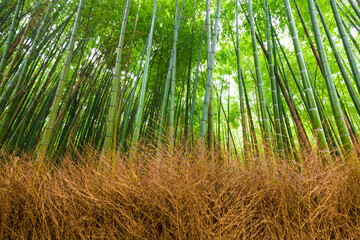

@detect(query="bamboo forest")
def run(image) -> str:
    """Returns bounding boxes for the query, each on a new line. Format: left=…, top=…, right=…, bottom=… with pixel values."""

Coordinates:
left=2, top=0, right=360, bottom=238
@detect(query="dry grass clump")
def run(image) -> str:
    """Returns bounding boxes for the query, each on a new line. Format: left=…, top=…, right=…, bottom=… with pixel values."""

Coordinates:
left=0, top=146, right=360, bottom=239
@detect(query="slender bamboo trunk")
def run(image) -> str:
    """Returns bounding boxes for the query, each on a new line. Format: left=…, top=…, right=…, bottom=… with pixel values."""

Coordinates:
left=343, top=19, right=360, bottom=55
left=244, top=4, right=312, bottom=155
left=349, top=0, right=360, bottom=20
left=39, top=0, right=85, bottom=156
left=316, top=2, right=360, bottom=117
left=283, top=0, right=328, bottom=151
left=200, top=0, right=222, bottom=146
left=330, top=0, right=360, bottom=96
left=188, top=21, right=205, bottom=140
left=294, top=0, right=324, bottom=75
left=234, top=1, right=249, bottom=157
left=121, top=41, right=147, bottom=146
left=103, top=0, right=131, bottom=155
left=266, top=0, right=283, bottom=155
left=0, top=1, right=42, bottom=96
left=184, top=0, right=196, bottom=142
left=248, top=0, right=272, bottom=150
left=0, top=0, right=21, bottom=77
left=0, top=0, right=54, bottom=142
left=307, top=0, right=353, bottom=151
left=131, top=0, right=157, bottom=149
left=170, top=0, right=186, bottom=145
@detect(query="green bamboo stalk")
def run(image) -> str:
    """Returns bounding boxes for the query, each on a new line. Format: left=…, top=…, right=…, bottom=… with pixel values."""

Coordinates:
left=243, top=5, right=312, bottom=154
left=0, top=5, right=15, bottom=34
left=266, top=0, right=283, bottom=154
left=158, top=55, right=173, bottom=142
left=121, top=42, right=147, bottom=146
left=200, top=0, right=222, bottom=143
left=292, top=1, right=340, bottom=153
left=316, top=2, right=360, bottom=117
left=8, top=34, right=66, bottom=148
left=330, top=0, right=360, bottom=96
left=206, top=0, right=215, bottom=149
left=184, top=0, right=196, bottom=143
left=0, top=0, right=54, bottom=142
left=248, top=0, right=272, bottom=149
left=131, top=0, right=157, bottom=149
left=294, top=0, right=324, bottom=75
left=0, top=0, right=21, bottom=77
left=214, top=85, right=238, bottom=156
left=0, top=1, right=41, bottom=96
left=271, top=25, right=312, bottom=154
left=242, top=61, right=259, bottom=157
left=208, top=82, right=215, bottom=148
left=1, top=1, right=51, bottom=91
left=39, top=0, right=85, bottom=156
left=343, top=19, right=360, bottom=55
left=228, top=11, right=249, bottom=158
left=199, top=0, right=212, bottom=143
left=234, top=1, right=248, bottom=152
left=116, top=0, right=141, bottom=147
left=169, top=0, right=186, bottom=145
left=158, top=1, right=185, bottom=145
left=103, top=0, right=131, bottom=154
left=246, top=62, right=263, bottom=150
left=307, top=0, right=353, bottom=151
left=283, top=0, right=328, bottom=151
left=349, top=0, right=360, bottom=20
left=188, top=22, right=205, bottom=139
left=16, top=33, right=68, bottom=150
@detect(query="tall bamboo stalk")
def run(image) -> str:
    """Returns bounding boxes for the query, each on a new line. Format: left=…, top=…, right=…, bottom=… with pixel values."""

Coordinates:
left=234, top=0, right=249, bottom=155
left=0, top=0, right=21, bottom=77
left=40, top=0, right=85, bottom=156
left=248, top=0, right=272, bottom=150
left=265, top=0, right=283, bottom=154
left=283, top=0, right=328, bottom=151
left=188, top=22, right=205, bottom=140
left=200, top=0, right=222, bottom=146
left=131, top=0, right=158, bottom=149
left=307, top=0, right=353, bottom=151
left=103, top=0, right=131, bottom=155
left=330, top=0, right=360, bottom=96
left=169, top=0, right=186, bottom=145
left=0, top=0, right=55, bottom=142
left=316, top=1, right=360, bottom=118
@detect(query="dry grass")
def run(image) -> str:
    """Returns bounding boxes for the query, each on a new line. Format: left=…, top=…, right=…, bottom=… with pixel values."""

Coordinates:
left=0, top=146, right=360, bottom=239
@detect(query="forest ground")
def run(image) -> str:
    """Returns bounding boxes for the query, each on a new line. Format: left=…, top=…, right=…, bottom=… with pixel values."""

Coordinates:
left=1, top=145, right=360, bottom=239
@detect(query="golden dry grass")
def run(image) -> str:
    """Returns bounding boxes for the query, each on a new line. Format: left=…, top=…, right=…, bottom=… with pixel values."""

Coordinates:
left=0, top=146, right=360, bottom=239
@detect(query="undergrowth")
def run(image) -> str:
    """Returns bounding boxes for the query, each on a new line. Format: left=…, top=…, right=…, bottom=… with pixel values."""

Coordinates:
left=0, top=146, right=360, bottom=239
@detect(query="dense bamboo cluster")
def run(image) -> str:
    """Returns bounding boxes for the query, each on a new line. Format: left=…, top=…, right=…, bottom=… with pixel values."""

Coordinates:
left=0, top=0, right=360, bottom=161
